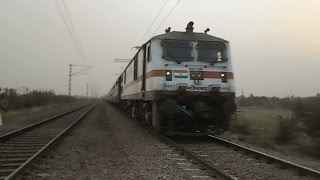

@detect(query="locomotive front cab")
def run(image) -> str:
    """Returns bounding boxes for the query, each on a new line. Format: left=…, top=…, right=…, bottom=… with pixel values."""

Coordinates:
left=150, top=23, right=236, bottom=135
left=160, top=39, right=233, bottom=94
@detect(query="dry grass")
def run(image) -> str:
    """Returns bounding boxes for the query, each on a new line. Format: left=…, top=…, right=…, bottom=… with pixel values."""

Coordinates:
left=227, top=106, right=320, bottom=158
left=234, top=107, right=292, bottom=145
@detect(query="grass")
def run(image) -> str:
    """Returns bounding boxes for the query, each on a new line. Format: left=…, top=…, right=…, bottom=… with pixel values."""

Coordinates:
left=229, top=107, right=293, bottom=148
left=226, top=106, right=320, bottom=164
left=238, top=107, right=291, bottom=131
left=223, top=107, right=320, bottom=170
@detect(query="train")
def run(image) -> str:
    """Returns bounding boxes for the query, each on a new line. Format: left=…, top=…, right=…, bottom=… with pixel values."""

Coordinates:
left=105, top=22, right=236, bottom=136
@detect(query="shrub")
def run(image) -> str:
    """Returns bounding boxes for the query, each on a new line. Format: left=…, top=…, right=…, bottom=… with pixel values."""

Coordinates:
left=275, top=115, right=298, bottom=144
left=229, top=115, right=251, bottom=135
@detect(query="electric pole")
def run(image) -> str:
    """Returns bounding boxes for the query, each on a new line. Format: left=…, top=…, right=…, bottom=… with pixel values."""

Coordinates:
left=68, top=64, right=91, bottom=96
left=68, top=64, right=72, bottom=96
left=86, top=83, right=89, bottom=98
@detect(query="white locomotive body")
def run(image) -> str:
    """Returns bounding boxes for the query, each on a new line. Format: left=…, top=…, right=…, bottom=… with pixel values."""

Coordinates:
left=106, top=22, right=236, bottom=135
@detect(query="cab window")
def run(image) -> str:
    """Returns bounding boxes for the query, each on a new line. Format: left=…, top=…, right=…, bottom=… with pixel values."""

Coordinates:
left=197, top=42, right=226, bottom=63
left=162, top=40, right=193, bottom=62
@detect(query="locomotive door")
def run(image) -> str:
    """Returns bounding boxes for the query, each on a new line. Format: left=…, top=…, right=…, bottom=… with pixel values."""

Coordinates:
left=141, top=44, right=147, bottom=96
left=117, top=76, right=122, bottom=102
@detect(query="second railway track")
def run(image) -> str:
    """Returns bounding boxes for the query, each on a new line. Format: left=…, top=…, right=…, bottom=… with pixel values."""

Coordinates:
left=0, top=103, right=97, bottom=180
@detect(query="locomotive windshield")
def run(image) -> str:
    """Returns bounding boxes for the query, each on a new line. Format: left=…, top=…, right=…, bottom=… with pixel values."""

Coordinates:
left=197, top=42, right=226, bottom=63
left=162, top=40, right=193, bottom=62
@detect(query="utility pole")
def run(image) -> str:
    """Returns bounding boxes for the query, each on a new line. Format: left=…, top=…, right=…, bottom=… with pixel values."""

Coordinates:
left=86, top=83, right=89, bottom=98
left=68, top=64, right=72, bottom=96
left=68, top=64, right=91, bottom=96
left=0, top=87, right=2, bottom=126
left=0, top=87, right=8, bottom=126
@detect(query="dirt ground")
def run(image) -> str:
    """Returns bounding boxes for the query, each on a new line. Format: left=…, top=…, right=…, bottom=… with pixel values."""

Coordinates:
left=23, top=102, right=187, bottom=179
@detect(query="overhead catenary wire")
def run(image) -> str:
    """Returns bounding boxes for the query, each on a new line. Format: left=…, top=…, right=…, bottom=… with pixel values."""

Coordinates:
left=150, top=0, right=181, bottom=37
left=61, top=0, right=87, bottom=60
left=55, top=0, right=85, bottom=61
left=139, top=0, right=169, bottom=44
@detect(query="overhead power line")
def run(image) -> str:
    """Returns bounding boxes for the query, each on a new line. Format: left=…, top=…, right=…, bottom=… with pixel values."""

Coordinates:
left=151, top=0, right=181, bottom=37
left=55, top=0, right=86, bottom=61
left=139, top=0, right=169, bottom=44
left=61, top=0, right=87, bottom=60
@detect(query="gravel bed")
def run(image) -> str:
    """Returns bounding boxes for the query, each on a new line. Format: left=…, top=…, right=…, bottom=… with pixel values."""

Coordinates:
left=22, top=102, right=197, bottom=179
left=180, top=142, right=318, bottom=180
left=0, top=101, right=89, bottom=136
left=220, top=133, right=320, bottom=172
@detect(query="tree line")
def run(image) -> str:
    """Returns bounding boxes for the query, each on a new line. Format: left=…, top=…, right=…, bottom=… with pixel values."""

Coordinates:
left=0, top=87, right=77, bottom=111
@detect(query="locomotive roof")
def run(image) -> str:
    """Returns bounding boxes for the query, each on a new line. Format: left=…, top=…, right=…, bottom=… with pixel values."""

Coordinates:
left=151, top=31, right=228, bottom=43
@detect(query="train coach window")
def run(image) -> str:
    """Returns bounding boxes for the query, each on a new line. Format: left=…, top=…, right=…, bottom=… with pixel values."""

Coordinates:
left=162, top=40, right=193, bottom=62
left=197, top=42, right=226, bottom=63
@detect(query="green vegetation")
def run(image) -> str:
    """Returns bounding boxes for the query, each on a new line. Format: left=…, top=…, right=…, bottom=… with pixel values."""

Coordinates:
left=0, top=88, right=78, bottom=111
left=228, top=94, right=320, bottom=157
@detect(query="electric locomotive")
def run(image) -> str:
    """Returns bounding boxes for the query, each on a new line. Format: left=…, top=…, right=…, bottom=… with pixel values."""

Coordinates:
left=106, top=22, right=236, bottom=136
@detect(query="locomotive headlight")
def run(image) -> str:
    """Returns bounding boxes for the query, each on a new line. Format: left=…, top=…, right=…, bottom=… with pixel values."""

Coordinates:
left=190, top=71, right=204, bottom=80
left=165, top=70, right=172, bottom=81
left=221, top=72, right=227, bottom=83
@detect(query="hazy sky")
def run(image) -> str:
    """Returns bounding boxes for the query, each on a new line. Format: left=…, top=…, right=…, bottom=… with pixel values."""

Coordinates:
left=0, top=0, right=319, bottom=97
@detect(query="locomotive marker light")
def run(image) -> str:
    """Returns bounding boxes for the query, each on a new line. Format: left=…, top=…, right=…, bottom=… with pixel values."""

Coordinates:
left=165, top=70, right=173, bottom=81
left=190, top=71, right=204, bottom=80
left=221, top=72, right=228, bottom=83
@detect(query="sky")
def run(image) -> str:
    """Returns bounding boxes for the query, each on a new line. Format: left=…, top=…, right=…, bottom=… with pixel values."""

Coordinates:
left=0, top=0, right=319, bottom=97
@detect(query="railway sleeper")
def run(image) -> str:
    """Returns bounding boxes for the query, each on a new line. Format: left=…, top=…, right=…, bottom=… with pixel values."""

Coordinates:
left=0, top=169, right=15, bottom=176
left=0, top=150, right=38, bottom=154
left=0, top=163, right=21, bottom=169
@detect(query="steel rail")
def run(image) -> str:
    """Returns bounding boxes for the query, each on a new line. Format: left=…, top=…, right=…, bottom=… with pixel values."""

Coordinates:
left=134, top=123, right=237, bottom=180
left=0, top=103, right=97, bottom=180
left=107, top=102, right=237, bottom=179
left=208, top=135, right=320, bottom=178
left=0, top=104, right=89, bottom=142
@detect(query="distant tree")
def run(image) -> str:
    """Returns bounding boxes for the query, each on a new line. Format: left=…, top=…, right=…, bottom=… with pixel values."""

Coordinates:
left=292, top=97, right=320, bottom=139
left=0, top=87, right=78, bottom=110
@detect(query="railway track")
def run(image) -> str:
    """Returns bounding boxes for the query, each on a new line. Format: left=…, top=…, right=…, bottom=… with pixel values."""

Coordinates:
left=135, top=124, right=236, bottom=179
left=0, top=103, right=97, bottom=180
left=172, top=135, right=320, bottom=180
left=135, top=120, right=320, bottom=179
left=106, top=105, right=320, bottom=179
left=154, top=133, right=237, bottom=180
left=208, top=135, right=320, bottom=178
